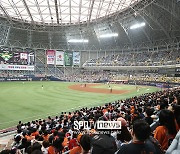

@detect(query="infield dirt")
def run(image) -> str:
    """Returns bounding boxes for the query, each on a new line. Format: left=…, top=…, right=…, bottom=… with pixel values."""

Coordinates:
left=68, top=83, right=129, bottom=94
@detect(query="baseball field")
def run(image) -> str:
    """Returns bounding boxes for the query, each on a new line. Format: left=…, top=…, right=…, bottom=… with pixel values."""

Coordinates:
left=0, top=81, right=160, bottom=130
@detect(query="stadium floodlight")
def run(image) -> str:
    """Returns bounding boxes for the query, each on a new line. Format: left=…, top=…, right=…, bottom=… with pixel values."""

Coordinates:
left=68, top=39, right=89, bottom=43
left=130, top=22, right=146, bottom=30
left=99, top=33, right=118, bottom=38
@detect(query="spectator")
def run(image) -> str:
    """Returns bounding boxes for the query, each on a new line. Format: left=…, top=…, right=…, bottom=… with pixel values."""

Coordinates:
left=31, top=142, right=43, bottom=154
left=117, top=120, right=158, bottom=154
left=68, top=133, right=78, bottom=150
left=41, top=140, right=49, bottom=154
left=70, top=134, right=82, bottom=154
left=145, top=108, right=153, bottom=125
left=114, top=117, right=131, bottom=150
left=91, top=130, right=117, bottom=154
left=17, top=138, right=30, bottom=151
left=154, top=109, right=178, bottom=150
left=42, top=130, right=49, bottom=141
left=79, top=134, right=91, bottom=154
left=48, top=137, right=64, bottom=154
left=12, top=135, right=21, bottom=148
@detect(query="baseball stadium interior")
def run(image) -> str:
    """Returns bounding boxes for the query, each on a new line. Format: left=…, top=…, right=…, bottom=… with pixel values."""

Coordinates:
left=0, top=0, right=180, bottom=154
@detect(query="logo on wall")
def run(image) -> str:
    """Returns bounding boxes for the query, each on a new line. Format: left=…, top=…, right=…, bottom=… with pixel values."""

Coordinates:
left=0, top=51, right=13, bottom=61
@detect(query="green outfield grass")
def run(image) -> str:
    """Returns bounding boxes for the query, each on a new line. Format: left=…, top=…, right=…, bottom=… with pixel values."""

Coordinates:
left=0, top=81, right=160, bottom=130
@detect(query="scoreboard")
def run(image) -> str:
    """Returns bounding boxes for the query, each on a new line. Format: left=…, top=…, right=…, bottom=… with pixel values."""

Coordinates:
left=0, top=50, right=34, bottom=65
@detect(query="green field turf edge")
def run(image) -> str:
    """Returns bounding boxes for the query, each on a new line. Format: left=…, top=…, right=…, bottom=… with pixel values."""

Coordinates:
left=0, top=81, right=160, bottom=130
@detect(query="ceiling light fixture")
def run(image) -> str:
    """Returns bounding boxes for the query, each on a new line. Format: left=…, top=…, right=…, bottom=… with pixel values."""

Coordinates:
left=130, top=22, right=146, bottom=29
left=99, top=33, right=118, bottom=38
left=68, top=39, right=89, bottom=43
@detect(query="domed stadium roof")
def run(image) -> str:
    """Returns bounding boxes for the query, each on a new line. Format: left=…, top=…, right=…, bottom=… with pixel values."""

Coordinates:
left=0, top=0, right=179, bottom=50
left=0, top=0, right=140, bottom=25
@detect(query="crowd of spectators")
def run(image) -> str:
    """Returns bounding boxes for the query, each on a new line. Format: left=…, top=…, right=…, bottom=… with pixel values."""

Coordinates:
left=0, top=72, right=46, bottom=78
left=60, top=70, right=180, bottom=84
left=60, top=70, right=109, bottom=82
left=1, top=87, right=180, bottom=154
left=1, top=70, right=179, bottom=84
left=110, top=73, right=180, bottom=84
left=83, top=50, right=180, bottom=67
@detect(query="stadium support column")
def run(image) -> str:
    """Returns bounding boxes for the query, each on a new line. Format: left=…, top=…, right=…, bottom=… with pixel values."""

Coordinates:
left=48, top=32, right=52, bottom=50
left=72, top=65, right=74, bottom=77
left=63, top=65, right=66, bottom=78
left=27, top=30, right=32, bottom=48
left=55, top=65, right=57, bottom=77
left=4, top=26, right=10, bottom=46
left=45, top=49, right=48, bottom=80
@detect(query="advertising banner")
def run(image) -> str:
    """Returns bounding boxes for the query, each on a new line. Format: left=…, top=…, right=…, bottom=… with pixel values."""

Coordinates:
left=0, top=64, right=34, bottom=71
left=64, top=52, right=73, bottom=66
left=56, top=51, right=64, bottom=65
left=47, top=50, right=55, bottom=65
left=73, top=52, right=80, bottom=65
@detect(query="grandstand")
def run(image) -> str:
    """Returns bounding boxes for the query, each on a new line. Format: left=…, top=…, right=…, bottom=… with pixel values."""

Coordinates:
left=0, top=0, right=180, bottom=154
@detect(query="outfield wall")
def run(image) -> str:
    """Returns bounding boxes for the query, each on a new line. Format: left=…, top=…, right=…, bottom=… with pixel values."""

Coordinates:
left=0, top=76, right=179, bottom=89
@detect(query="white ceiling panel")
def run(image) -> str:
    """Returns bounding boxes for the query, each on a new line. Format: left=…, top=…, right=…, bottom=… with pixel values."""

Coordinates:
left=0, top=0, right=140, bottom=25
